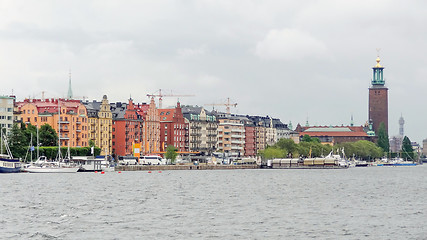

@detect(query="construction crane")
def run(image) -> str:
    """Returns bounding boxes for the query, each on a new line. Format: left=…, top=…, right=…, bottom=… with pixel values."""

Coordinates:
left=205, top=97, right=237, bottom=114
left=146, top=89, right=194, bottom=109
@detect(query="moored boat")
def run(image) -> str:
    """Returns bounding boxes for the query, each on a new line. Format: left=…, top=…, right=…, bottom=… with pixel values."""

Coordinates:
left=0, top=155, right=21, bottom=173
left=22, top=156, right=79, bottom=173
left=0, top=130, right=21, bottom=173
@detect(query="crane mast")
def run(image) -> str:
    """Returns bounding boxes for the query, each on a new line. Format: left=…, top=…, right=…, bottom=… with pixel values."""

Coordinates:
left=146, top=89, right=194, bottom=109
left=205, top=97, right=237, bottom=114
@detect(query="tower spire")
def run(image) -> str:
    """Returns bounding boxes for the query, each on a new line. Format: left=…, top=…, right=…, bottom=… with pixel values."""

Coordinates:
left=372, top=55, right=385, bottom=86
left=399, top=114, right=405, bottom=137
left=67, top=69, right=73, bottom=99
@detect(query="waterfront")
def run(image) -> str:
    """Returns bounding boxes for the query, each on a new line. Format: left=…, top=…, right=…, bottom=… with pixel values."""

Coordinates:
left=1, top=166, right=426, bottom=239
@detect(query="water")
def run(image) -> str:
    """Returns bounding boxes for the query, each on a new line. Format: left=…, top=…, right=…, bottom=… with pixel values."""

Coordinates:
left=1, top=166, right=426, bottom=239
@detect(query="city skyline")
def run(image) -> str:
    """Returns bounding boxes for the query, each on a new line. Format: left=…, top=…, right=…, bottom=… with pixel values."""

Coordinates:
left=1, top=1, right=426, bottom=143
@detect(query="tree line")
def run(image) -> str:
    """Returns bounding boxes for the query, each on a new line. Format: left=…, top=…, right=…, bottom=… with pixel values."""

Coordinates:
left=1, top=123, right=100, bottom=161
left=261, top=122, right=415, bottom=160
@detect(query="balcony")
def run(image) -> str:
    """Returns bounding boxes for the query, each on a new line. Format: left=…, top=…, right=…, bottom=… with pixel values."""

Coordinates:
left=76, top=121, right=81, bottom=125
left=231, top=129, right=244, bottom=133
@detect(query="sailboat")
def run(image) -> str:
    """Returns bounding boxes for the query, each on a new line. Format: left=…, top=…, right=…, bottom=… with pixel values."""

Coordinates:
left=22, top=100, right=79, bottom=173
left=0, top=128, right=21, bottom=173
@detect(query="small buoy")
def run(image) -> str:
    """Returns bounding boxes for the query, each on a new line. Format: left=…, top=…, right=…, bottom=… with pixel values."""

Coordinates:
left=148, top=171, right=152, bottom=173
left=158, top=171, right=162, bottom=173
left=101, top=171, right=105, bottom=174
left=95, top=171, right=98, bottom=173
left=118, top=171, right=121, bottom=173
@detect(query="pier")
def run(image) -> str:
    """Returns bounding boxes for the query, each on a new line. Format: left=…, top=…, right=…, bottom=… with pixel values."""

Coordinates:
left=115, top=164, right=260, bottom=171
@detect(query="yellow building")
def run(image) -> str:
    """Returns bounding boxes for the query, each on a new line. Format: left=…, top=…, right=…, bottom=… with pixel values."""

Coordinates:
left=83, top=95, right=112, bottom=155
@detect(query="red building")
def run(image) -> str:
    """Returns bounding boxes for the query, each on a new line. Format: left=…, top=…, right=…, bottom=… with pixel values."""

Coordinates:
left=244, top=125, right=256, bottom=157
left=158, top=102, right=189, bottom=152
left=111, top=99, right=143, bottom=157
left=296, top=124, right=371, bottom=145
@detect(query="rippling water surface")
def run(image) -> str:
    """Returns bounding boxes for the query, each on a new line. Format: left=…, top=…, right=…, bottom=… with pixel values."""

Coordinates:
left=1, top=166, right=426, bottom=239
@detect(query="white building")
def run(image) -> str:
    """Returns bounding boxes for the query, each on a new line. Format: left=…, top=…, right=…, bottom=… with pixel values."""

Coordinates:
left=0, top=96, right=14, bottom=133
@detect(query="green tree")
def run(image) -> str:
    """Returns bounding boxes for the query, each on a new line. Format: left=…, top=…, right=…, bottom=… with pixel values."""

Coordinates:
left=165, top=145, right=178, bottom=164
left=401, top=136, right=413, bottom=160
left=334, top=140, right=383, bottom=160
left=39, top=124, right=58, bottom=147
left=276, top=138, right=297, bottom=156
left=8, top=124, right=27, bottom=159
left=377, top=122, right=389, bottom=153
left=259, top=147, right=285, bottom=159
left=301, top=134, right=320, bottom=143
left=89, top=139, right=95, bottom=147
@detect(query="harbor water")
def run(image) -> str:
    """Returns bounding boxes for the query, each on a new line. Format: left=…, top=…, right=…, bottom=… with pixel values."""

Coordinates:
left=1, top=166, right=426, bottom=239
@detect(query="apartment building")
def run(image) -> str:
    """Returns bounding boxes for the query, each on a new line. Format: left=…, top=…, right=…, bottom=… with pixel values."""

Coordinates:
left=16, top=98, right=89, bottom=147
left=83, top=95, right=113, bottom=155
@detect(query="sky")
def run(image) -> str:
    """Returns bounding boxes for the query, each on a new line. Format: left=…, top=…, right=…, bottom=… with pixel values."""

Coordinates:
left=1, top=0, right=426, bottom=143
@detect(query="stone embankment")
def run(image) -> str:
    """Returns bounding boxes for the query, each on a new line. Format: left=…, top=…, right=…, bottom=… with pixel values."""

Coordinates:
left=116, top=164, right=260, bottom=171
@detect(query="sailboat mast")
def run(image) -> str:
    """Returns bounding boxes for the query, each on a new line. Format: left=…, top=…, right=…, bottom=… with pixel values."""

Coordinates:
left=57, top=99, right=62, bottom=161
left=37, top=125, right=39, bottom=159
left=30, top=132, right=33, bottom=162
left=1, top=128, right=3, bottom=155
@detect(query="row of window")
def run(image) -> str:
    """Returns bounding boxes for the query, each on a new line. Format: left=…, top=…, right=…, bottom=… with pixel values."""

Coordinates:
left=0, top=108, right=13, bottom=112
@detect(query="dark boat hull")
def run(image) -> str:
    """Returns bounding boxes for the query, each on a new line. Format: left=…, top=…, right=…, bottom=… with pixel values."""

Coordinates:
left=0, top=158, right=21, bottom=173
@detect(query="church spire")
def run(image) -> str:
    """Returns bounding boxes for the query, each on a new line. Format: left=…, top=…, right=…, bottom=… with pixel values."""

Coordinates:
left=67, top=69, right=73, bottom=99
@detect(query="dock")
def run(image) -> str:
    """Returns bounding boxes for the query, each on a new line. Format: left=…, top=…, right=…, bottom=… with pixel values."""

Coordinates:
left=115, top=164, right=260, bottom=171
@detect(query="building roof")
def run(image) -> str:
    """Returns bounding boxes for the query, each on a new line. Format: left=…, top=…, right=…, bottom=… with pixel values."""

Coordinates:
left=158, top=108, right=175, bottom=122
left=17, top=98, right=83, bottom=115
left=299, top=125, right=369, bottom=137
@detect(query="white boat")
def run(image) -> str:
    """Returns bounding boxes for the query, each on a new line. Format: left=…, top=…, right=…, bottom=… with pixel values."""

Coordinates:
left=71, top=156, right=102, bottom=172
left=22, top=156, right=79, bottom=173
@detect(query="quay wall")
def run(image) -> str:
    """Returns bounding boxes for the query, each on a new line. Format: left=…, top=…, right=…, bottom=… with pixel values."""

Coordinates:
left=116, top=164, right=260, bottom=171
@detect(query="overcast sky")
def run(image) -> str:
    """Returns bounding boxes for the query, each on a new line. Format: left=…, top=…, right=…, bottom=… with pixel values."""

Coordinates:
left=1, top=0, right=426, bottom=143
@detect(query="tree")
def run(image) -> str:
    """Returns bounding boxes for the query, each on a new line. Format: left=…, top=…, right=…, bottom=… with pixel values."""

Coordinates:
left=39, top=124, right=58, bottom=147
left=8, top=124, right=27, bottom=159
left=377, top=122, right=389, bottom=153
left=301, top=134, right=320, bottom=143
left=401, top=136, right=413, bottom=160
left=165, top=145, right=178, bottom=164
left=89, top=139, right=95, bottom=147
left=259, top=147, right=285, bottom=159
left=276, top=138, right=297, bottom=156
